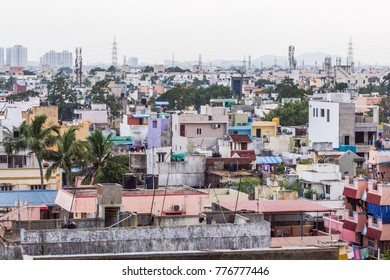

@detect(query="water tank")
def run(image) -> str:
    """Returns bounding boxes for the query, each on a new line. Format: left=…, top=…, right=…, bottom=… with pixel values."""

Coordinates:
left=272, top=117, right=279, bottom=126
left=122, top=173, right=137, bottom=189
left=145, top=174, right=159, bottom=189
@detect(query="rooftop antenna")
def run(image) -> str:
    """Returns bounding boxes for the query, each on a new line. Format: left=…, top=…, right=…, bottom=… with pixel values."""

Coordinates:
left=198, top=53, right=202, bottom=71
left=248, top=55, right=252, bottom=74
left=243, top=55, right=247, bottom=73
left=347, top=37, right=354, bottom=73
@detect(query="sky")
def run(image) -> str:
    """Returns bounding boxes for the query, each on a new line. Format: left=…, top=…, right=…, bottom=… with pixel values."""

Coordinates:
left=1, top=0, right=390, bottom=65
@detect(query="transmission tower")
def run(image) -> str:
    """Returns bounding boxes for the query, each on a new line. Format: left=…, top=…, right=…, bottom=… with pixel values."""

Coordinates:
left=243, top=55, right=247, bottom=74
left=248, top=55, right=252, bottom=74
left=172, top=53, right=175, bottom=67
left=198, top=54, right=202, bottom=71
left=112, top=37, right=118, bottom=67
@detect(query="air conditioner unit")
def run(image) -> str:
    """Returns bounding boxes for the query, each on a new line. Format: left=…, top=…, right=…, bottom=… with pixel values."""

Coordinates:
left=172, top=204, right=182, bottom=211
left=211, top=124, right=219, bottom=129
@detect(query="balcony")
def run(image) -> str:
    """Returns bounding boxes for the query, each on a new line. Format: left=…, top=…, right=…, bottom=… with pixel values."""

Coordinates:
left=342, top=177, right=368, bottom=199
left=364, top=216, right=390, bottom=241
left=343, top=210, right=367, bottom=232
left=366, top=180, right=390, bottom=205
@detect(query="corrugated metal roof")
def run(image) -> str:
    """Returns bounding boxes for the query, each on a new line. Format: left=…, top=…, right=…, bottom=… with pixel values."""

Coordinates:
left=256, top=156, right=282, bottom=165
left=0, top=190, right=58, bottom=207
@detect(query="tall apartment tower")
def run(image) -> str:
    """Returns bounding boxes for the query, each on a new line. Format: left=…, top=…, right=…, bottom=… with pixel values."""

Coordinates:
left=0, top=48, right=4, bottom=68
left=6, top=45, right=28, bottom=67
left=40, top=50, right=73, bottom=68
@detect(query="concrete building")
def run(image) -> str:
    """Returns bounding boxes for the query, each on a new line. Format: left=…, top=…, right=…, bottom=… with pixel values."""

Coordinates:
left=74, top=104, right=108, bottom=125
left=119, top=114, right=150, bottom=146
left=228, top=112, right=252, bottom=137
left=39, top=50, right=73, bottom=68
left=308, top=100, right=378, bottom=158
left=0, top=48, right=4, bottom=69
left=342, top=177, right=390, bottom=259
left=147, top=115, right=171, bottom=149
left=171, top=106, right=228, bottom=153
left=251, top=121, right=277, bottom=141
left=6, top=45, right=27, bottom=68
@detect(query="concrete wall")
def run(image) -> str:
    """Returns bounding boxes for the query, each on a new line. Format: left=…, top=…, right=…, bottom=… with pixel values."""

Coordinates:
left=19, top=222, right=270, bottom=257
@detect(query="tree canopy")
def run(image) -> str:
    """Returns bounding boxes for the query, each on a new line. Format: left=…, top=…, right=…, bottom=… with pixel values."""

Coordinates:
left=156, top=85, right=233, bottom=110
left=275, top=78, right=306, bottom=101
left=86, top=79, right=122, bottom=116
left=263, top=100, right=309, bottom=126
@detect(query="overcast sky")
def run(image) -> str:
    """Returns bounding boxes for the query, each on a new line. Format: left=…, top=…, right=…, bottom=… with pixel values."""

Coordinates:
left=1, top=0, right=389, bottom=65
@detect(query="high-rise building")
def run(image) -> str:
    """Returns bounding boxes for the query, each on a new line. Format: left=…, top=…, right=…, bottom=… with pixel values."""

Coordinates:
left=39, top=50, right=73, bottom=68
left=6, top=45, right=28, bottom=67
left=0, top=48, right=4, bottom=68
left=128, top=57, right=138, bottom=67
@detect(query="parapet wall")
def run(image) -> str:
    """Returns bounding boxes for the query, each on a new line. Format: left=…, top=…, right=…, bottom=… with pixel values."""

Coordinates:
left=19, top=222, right=270, bottom=257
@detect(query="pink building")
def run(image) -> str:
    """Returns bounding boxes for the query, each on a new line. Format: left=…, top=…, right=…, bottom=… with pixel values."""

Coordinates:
left=55, top=186, right=208, bottom=218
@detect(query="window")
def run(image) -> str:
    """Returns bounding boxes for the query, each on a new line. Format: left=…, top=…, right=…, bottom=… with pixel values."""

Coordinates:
left=313, top=108, right=315, bottom=117
left=325, top=185, right=331, bottom=194
left=208, top=116, right=212, bottom=121
left=256, top=128, right=261, bottom=138
left=30, top=185, right=46, bottom=190
left=157, top=153, right=166, bottom=163
left=241, top=142, right=248, bottom=150
left=152, top=120, right=157, bottom=128
left=180, top=125, right=185, bottom=137
left=321, top=109, right=325, bottom=117
left=0, top=155, right=8, bottom=164
left=344, top=135, right=350, bottom=145
left=0, top=184, right=12, bottom=191
left=327, top=109, right=330, bottom=122
left=315, top=108, right=318, bottom=117
left=368, top=238, right=375, bottom=249
left=197, top=128, right=202, bottom=135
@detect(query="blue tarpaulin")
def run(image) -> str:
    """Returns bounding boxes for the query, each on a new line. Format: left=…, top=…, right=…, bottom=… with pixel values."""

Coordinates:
left=0, top=190, right=58, bottom=207
left=367, top=203, right=390, bottom=223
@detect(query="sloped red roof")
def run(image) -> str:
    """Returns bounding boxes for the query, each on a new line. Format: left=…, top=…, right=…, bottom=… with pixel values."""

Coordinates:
left=229, top=134, right=253, bottom=143
left=343, top=187, right=357, bottom=199
left=231, top=150, right=256, bottom=161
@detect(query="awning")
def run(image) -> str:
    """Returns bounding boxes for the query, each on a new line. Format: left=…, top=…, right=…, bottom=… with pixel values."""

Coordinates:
left=171, top=152, right=187, bottom=160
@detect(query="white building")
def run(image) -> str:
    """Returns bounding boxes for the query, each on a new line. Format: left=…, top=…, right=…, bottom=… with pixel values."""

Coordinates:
left=0, top=48, right=4, bottom=68
left=74, top=104, right=108, bottom=124
left=39, top=50, right=73, bottom=68
left=6, top=45, right=28, bottom=68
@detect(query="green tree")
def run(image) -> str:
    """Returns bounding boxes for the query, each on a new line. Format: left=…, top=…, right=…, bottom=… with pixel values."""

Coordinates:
left=98, top=155, right=130, bottom=184
left=334, top=82, right=348, bottom=92
left=86, top=79, right=122, bottom=116
left=141, top=66, right=154, bottom=73
left=82, top=130, right=114, bottom=184
left=263, top=100, right=309, bottom=126
left=89, top=67, right=106, bottom=75
left=23, top=70, right=36, bottom=75
left=20, top=115, right=59, bottom=189
left=255, top=79, right=275, bottom=88
left=57, top=67, right=72, bottom=75
left=275, top=78, right=306, bottom=101
left=6, top=90, right=40, bottom=102
left=43, top=127, right=86, bottom=187
left=165, top=66, right=187, bottom=73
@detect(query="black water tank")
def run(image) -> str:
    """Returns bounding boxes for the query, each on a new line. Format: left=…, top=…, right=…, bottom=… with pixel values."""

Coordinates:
left=123, top=173, right=137, bottom=189
left=145, top=174, right=159, bottom=189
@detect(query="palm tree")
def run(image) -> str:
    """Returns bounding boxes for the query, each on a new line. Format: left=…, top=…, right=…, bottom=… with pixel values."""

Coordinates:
left=83, top=130, right=114, bottom=184
left=20, top=115, right=59, bottom=189
left=1, top=127, right=27, bottom=168
left=43, top=127, right=86, bottom=187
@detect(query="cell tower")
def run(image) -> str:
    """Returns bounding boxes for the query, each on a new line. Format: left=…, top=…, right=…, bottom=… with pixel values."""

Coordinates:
left=198, top=54, right=202, bottom=71
left=172, top=54, right=175, bottom=67
left=112, top=37, right=118, bottom=67
left=74, top=47, right=82, bottom=87
left=324, top=56, right=332, bottom=79
left=347, top=37, right=354, bottom=73
left=123, top=55, right=127, bottom=65
left=288, top=45, right=297, bottom=73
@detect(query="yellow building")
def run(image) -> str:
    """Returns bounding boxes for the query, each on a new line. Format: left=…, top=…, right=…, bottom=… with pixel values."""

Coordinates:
left=251, top=121, right=277, bottom=141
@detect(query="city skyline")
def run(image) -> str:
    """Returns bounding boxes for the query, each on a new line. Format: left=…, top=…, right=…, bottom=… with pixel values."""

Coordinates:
left=1, top=0, right=390, bottom=65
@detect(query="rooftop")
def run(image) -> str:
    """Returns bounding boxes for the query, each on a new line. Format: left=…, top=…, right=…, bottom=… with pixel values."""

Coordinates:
left=228, top=134, right=253, bottom=143
left=0, top=190, right=58, bottom=207
left=219, top=199, right=336, bottom=214
left=62, top=186, right=208, bottom=198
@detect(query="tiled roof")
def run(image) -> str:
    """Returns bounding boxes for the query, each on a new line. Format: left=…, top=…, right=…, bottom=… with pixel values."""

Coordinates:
left=229, top=134, right=253, bottom=143
left=231, top=150, right=256, bottom=161
left=365, top=227, right=382, bottom=240
left=0, top=190, right=58, bottom=207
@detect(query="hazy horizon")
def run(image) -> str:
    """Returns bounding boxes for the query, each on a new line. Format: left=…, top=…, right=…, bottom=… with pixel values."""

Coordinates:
left=2, top=0, right=390, bottom=66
